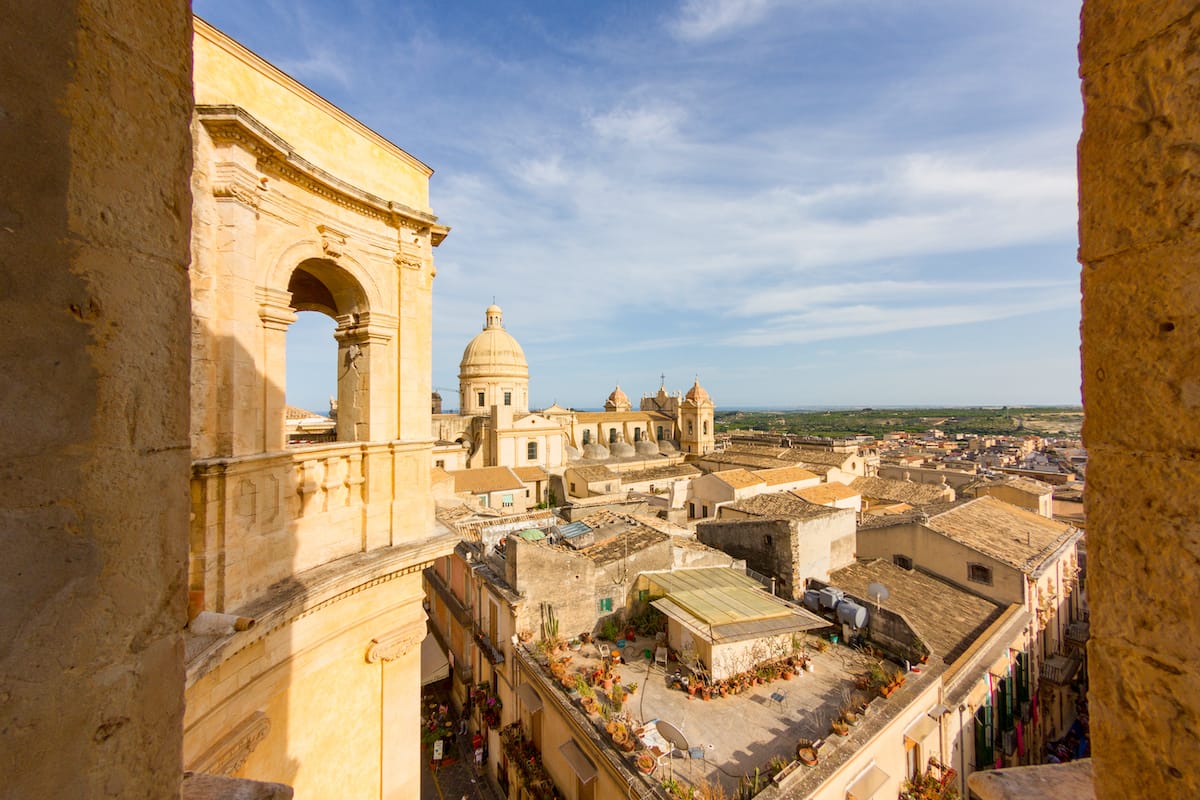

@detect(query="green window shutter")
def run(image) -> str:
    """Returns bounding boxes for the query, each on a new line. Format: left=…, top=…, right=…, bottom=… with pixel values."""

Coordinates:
left=638, top=589, right=649, bottom=603
left=1016, top=653, right=1031, bottom=703
left=598, top=597, right=613, bottom=613
left=974, top=705, right=994, bottom=769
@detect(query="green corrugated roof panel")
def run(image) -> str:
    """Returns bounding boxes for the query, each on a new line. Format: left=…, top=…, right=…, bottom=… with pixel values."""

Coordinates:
left=516, top=528, right=545, bottom=541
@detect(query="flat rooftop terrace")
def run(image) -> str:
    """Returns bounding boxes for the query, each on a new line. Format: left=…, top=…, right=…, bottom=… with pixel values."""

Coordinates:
left=519, top=631, right=927, bottom=797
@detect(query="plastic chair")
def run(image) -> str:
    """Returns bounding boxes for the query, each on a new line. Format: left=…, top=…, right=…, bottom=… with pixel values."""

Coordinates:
left=654, top=647, right=669, bottom=671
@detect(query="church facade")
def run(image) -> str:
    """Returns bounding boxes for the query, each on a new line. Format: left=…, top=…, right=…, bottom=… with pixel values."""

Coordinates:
left=432, top=305, right=716, bottom=471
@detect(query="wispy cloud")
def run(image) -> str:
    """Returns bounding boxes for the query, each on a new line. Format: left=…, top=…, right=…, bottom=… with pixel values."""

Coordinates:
left=670, top=0, right=782, bottom=41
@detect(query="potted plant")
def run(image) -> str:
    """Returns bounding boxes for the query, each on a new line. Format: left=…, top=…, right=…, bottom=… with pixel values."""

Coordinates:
left=611, top=683, right=627, bottom=707
left=635, top=752, right=656, bottom=775
left=831, top=717, right=849, bottom=736
left=796, top=739, right=818, bottom=767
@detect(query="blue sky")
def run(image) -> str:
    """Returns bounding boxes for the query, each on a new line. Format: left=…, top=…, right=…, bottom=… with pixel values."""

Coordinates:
left=195, top=0, right=1084, bottom=412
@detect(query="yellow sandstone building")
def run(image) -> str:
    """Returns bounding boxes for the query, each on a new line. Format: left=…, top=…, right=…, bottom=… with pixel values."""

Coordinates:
left=182, top=19, right=454, bottom=797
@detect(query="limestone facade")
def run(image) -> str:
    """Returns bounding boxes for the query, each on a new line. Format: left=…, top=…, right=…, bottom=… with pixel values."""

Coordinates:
left=183, top=19, right=455, bottom=799
left=433, top=306, right=716, bottom=470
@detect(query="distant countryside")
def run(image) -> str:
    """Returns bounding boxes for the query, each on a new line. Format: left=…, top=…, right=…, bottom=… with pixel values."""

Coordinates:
left=715, top=406, right=1084, bottom=439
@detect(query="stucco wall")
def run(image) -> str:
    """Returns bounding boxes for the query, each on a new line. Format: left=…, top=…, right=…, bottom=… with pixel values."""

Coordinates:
left=0, top=3, right=192, bottom=796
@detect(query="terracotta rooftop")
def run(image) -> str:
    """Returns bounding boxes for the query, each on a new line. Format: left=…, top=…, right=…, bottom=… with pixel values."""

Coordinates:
left=578, top=512, right=669, bottom=564
left=430, top=466, right=453, bottom=484
left=711, top=468, right=766, bottom=489
left=990, top=476, right=1055, bottom=496
left=926, top=496, right=1079, bottom=573
left=512, top=466, right=548, bottom=482
left=618, top=463, right=701, bottom=483
left=573, top=410, right=673, bottom=422
left=852, top=476, right=955, bottom=506
left=723, top=492, right=843, bottom=520
left=284, top=404, right=329, bottom=420
left=793, top=482, right=860, bottom=505
left=751, top=466, right=819, bottom=486
left=830, top=559, right=1004, bottom=663
left=569, top=464, right=619, bottom=483
left=784, top=447, right=854, bottom=467
left=448, top=466, right=525, bottom=494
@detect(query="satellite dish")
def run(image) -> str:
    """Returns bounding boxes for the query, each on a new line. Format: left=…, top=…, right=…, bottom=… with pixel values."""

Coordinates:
left=656, top=720, right=690, bottom=752
left=866, top=582, right=890, bottom=612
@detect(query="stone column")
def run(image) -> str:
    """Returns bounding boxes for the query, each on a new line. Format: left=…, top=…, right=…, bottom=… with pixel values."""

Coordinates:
left=367, top=616, right=427, bottom=800
left=258, top=287, right=296, bottom=452
left=334, top=312, right=395, bottom=443
left=0, top=1, right=192, bottom=796
left=1080, top=3, right=1200, bottom=798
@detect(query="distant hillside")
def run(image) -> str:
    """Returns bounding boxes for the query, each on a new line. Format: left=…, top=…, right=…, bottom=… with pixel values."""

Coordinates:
left=715, top=406, right=1083, bottom=438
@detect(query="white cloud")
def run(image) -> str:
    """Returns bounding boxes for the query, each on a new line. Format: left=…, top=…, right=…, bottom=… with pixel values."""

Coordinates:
left=589, top=105, right=687, bottom=145
left=671, top=0, right=781, bottom=41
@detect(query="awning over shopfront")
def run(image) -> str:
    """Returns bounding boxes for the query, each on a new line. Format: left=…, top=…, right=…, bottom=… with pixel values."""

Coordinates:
left=420, top=632, right=450, bottom=686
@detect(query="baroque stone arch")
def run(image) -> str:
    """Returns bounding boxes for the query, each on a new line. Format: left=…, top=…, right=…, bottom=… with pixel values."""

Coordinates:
left=264, top=237, right=384, bottom=313
left=258, top=240, right=397, bottom=445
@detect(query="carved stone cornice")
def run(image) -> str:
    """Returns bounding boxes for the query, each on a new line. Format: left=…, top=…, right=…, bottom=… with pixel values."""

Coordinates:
left=189, top=711, right=272, bottom=777
left=197, top=105, right=440, bottom=230
left=366, top=618, right=427, bottom=663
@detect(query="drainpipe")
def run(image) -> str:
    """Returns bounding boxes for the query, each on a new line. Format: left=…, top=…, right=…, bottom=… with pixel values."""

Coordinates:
left=958, top=704, right=967, bottom=796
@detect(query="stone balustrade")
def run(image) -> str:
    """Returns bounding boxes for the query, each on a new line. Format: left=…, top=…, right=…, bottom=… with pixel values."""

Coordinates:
left=190, top=439, right=434, bottom=613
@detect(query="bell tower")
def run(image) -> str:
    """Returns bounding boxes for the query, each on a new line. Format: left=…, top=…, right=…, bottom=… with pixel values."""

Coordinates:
left=679, top=378, right=715, bottom=455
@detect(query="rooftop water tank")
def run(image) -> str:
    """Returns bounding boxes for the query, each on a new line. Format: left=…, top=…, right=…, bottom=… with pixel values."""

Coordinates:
left=836, top=599, right=868, bottom=629
left=819, top=587, right=845, bottom=610
left=803, top=590, right=822, bottom=612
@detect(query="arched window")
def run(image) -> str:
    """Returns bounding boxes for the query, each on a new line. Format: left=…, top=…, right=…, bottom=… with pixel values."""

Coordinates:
left=703, top=420, right=709, bottom=434
left=609, top=428, right=617, bottom=444
left=657, top=425, right=664, bottom=440
left=634, top=428, right=641, bottom=442
left=688, top=421, right=694, bottom=435
left=582, top=430, right=591, bottom=445
left=527, top=441, right=537, bottom=460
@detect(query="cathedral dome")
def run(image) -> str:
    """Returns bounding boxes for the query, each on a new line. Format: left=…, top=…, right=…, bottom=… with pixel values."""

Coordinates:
left=685, top=378, right=711, bottom=403
left=604, top=384, right=631, bottom=412
left=459, top=305, right=529, bottom=380
left=607, top=385, right=630, bottom=406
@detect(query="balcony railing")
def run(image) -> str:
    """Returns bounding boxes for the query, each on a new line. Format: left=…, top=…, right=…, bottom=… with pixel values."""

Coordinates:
left=1040, top=652, right=1082, bottom=687
left=1065, top=620, right=1090, bottom=648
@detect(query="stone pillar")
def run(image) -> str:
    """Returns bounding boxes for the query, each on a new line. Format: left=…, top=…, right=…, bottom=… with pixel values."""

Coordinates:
left=0, top=1, right=192, bottom=797
left=1080, top=4, right=1200, bottom=798
left=367, top=617, right=427, bottom=800
left=394, top=222, right=435, bottom=442
left=334, top=313, right=395, bottom=442
left=258, top=287, right=296, bottom=452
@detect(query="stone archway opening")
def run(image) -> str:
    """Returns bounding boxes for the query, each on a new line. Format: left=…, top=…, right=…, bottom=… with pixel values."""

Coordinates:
left=278, top=258, right=376, bottom=444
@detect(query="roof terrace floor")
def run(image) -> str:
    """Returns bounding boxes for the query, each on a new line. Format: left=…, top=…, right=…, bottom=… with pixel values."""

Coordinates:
left=552, top=634, right=892, bottom=795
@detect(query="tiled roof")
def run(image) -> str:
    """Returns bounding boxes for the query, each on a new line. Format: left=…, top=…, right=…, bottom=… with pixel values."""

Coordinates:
left=284, top=405, right=329, bottom=420
left=784, top=448, right=853, bottom=467
left=724, top=492, right=842, bottom=520
left=752, top=466, right=819, bottom=486
left=712, top=468, right=766, bottom=489
left=991, top=476, right=1054, bottom=496
left=574, top=411, right=674, bottom=422
left=431, top=467, right=453, bottom=484
left=579, top=512, right=669, bottom=564
left=851, top=476, right=954, bottom=505
left=618, top=463, right=701, bottom=483
left=570, top=465, right=619, bottom=483
left=793, top=483, right=860, bottom=505
left=513, top=466, right=548, bottom=482
left=449, top=466, right=525, bottom=494
left=926, top=496, right=1079, bottom=572
left=831, top=559, right=1004, bottom=663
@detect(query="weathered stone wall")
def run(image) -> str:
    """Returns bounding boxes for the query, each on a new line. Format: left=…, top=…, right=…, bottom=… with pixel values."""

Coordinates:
left=1080, top=4, right=1200, bottom=797
left=0, top=1, right=192, bottom=796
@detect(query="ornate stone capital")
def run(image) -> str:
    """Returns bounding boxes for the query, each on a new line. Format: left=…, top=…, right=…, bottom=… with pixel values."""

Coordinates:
left=256, top=286, right=296, bottom=331
left=366, top=620, right=426, bottom=663
left=189, top=711, right=272, bottom=777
